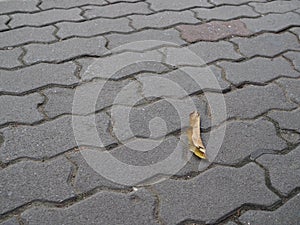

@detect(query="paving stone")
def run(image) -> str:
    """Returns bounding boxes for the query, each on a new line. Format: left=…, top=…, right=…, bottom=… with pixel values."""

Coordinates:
left=280, top=130, right=300, bottom=145
left=40, top=0, right=107, bottom=9
left=154, top=163, right=280, bottom=224
left=148, top=0, right=212, bottom=11
left=284, top=51, right=300, bottom=71
left=268, top=108, right=300, bottom=133
left=106, top=28, right=186, bottom=51
left=0, top=15, right=9, bottom=31
left=0, top=217, right=19, bottom=225
left=239, top=193, right=300, bottom=225
left=23, top=37, right=107, bottom=64
left=0, top=26, right=56, bottom=48
left=276, top=77, right=300, bottom=104
left=224, top=222, right=238, bottom=225
left=21, top=189, right=158, bottom=225
left=290, top=27, right=300, bottom=38
left=0, top=114, right=115, bottom=162
left=129, top=11, right=200, bottom=30
left=83, top=2, right=151, bottom=19
left=0, top=93, right=44, bottom=125
left=241, top=12, right=300, bottom=33
left=219, top=57, right=300, bottom=86
left=249, top=0, right=300, bottom=14
left=211, top=0, right=264, bottom=5
left=107, top=0, right=140, bottom=2
left=194, top=5, right=258, bottom=20
left=177, top=20, right=252, bottom=42
left=9, top=8, right=83, bottom=28
left=256, top=146, right=300, bottom=196
left=232, top=32, right=300, bottom=58
left=165, top=41, right=242, bottom=66
left=56, top=18, right=132, bottom=39
left=0, top=0, right=39, bottom=14
left=0, top=62, right=79, bottom=94
left=0, top=48, right=22, bottom=69
left=0, top=157, right=75, bottom=215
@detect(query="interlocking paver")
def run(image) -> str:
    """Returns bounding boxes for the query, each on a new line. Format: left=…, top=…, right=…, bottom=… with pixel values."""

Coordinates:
left=231, top=32, right=300, bottom=57
left=249, top=0, right=300, bottom=14
left=154, top=163, right=279, bottom=224
left=0, top=15, right=9, bottom=31
left=9, top=8, right=83, bottom=28
left=0, top=217, right=19, bottom=225
left=210, top=0, right=264, bottom=5
left=284, top=51, right=300, bottom=71
left=56, top=18, right=132, bottom=39
left=0, top=26, right=56, bottom=48
left=0, top=48, right=22, bottom=68
left=290, top=27, right=300, bottom=38
left=83, top=2, right=151, bottom=18
left=40, top=0, right=107, bottom=9
left=219, top=57, right=300, bottom=86
left=0, top=93, right=44, bottom=125
left=268, top=108, right=300, bottom=133
left=0, top=0, right=39, bottom=14
left=256, top=146, right=300, bottom=195
left=147, top=0, right=212, bottom=11
left=129, top=10, right=199, bottom=29
left=239, top=194, right=300, bottom=225
left=276, top=77, right=300, bottom=104
left=0, top=62, right=79, bottom=94
left=21, top=189, right=158, bottom=225
left=0, top=157, right=75, bottom=214
left=194, top=5, right=258, bottom=20
left=23, top=37, right=107, bottom=64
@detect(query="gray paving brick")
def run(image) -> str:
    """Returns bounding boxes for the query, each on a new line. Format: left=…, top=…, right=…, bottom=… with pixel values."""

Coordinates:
left=129, top=10, right=199, bottom=29
left=280, top=130, right=300, bottom=145
left=219, top=57, right=300, bottom=86
left=232, top=32, right=300, bottom=58
left=0, top=15, right=9, bottom=31
left=284, top=51, right=300, bottom=71
left=165, top=41, right=242, bottom=66
left=276, top=77, right=300, bottom=104
left=0, top=0, right=39, bottom=14
left=0, top=48, right=23, bottom=69
left=249, top=0, right=300, bottom=14
left=0, top=114, right=115, bottom=162
left=56, top=18, right=132, bottom=39
left=0, top=157, right=75, bottom=215
left=83, top=2, right=151, bottom=19
left=290, top=27, right=300, bottom=38
left=241, top=12, right=300, bottom=33
left=154, top=163, right=280, bottom=224
left=211, top=0, right=265, bottom=5
left=0, top=62, right=79, bottom=94
left=21, top=189, right=158, bottom=225
left=0, top=26, right=56, bottom=48
left=268, top=108, right=300, bottom=133
left=0, top=93, right=44, bottom=125
left=194, top=5, right=258, bottom=20
left=148, top=0, right=212, bottom=11
left=40, top=0, right=107, bottom=9
left=9, top=8, right=83, bottom=28
left=23, top=37, right=107, bottom=64
left=0, top=217, right=19, bottom=225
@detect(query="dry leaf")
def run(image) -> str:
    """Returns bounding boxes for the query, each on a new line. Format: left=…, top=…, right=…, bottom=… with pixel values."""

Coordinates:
left=187, top=111, right=207, bottom=159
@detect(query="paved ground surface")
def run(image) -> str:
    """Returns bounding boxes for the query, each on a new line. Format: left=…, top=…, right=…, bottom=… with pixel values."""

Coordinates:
left=0, top=0, right=300, bottom=225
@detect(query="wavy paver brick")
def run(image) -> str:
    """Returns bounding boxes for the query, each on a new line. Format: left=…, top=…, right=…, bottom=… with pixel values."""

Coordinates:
left=40, top=0, right=107, bottom=9
left=0, top=0, right=39, bottom=14
left=0, top=157, right=75, bottom=215
left=0, top=48, right=22, bottom=69
left=154, top=163, right=280, bottom=224
left=177, top=20, right=252, bottom=42
left=268, top=108, right=300, bottom=133
left=147, top=0, right=212, bottom=11
left=291, top=27, right=300, bottom=38
left=284, top=51, right=300, bottom=71
left=211, top=0, right=264, bottom=5
left=249, top=0, right=300, bottom=14
left=276, top=77, right=300, bottom=104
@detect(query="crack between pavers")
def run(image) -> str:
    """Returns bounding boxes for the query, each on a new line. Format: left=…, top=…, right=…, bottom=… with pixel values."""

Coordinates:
left=64, top=153, right=80, bottom=194
left=36, top=90, right=50, bottom=120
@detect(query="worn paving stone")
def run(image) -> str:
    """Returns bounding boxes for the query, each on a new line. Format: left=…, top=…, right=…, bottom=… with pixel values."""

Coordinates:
left=256, top=146, right=300, bottom=196
left=154, top=163, right=280, bottom=224
left=232, top=32, right=300, bottom=57
left=129, top=10, right=200, bottom=29
left=0, top=15, right=9, bottom=31
left=83, top=2, right=151, bottom=18
left=276, top=77, right=300, bottom=104
left=268, top=108, right=300, bottom=133
left=280, top=130, right=300, bottom=145
left=177, top=20, right=252, bottom=42
left=0, top=217, right=19, bottom=225
left=290, top=27, right=300, bottom=38
left=0, top=48, right=23, bottom=69
left=56, top=18, right=132, bottom=39
left=0, top=0, right=39, bottom=14
left=40, top=0, right=107, bottom=9
left=284, top=51, right=300, bottom=71
left=210, top=0, right=264, bottom=5
left=0, top=26, right=56, bottom=48
left=0, top=62, right=79, bottom=94
left=148, top=0, right=212, bottom=11
left=241, top=12, right=300, bottom=33
left=219, top=57, right=300, bottom=86
left=0, top=157, right=75, bottom=215
left=165, top=41, right=242, bottom=66
left=23, top=37, right=107, bottom=64
left=239, top=193, right=300, bottom=225
left=106, top=28, right=186, bottom=51
left=194, top=5, right=258, bottom=20
left=9, top=8, right=83, bottom=28
left=21, top=189, right=158, bottom=225
left=249, top=0, right=300, bottom=14
left=0, top=93, right=44, bottom=125
left=0, top=113, right=115, bottom=162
